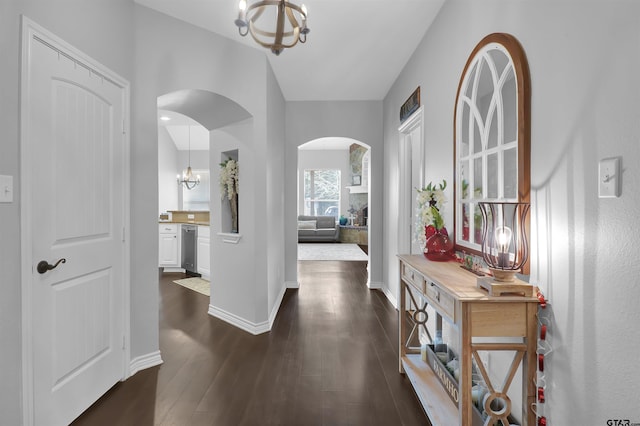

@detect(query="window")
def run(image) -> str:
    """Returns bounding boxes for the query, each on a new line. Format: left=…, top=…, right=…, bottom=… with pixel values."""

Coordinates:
left=304, top=169, right=340, bottom=218
left=183, top=170, right=210, bottom=211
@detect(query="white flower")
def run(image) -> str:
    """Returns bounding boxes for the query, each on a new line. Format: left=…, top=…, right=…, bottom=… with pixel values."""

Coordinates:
left=414, top=180, right=448, bottom=246
left=219, top=159, right=238, bottom=200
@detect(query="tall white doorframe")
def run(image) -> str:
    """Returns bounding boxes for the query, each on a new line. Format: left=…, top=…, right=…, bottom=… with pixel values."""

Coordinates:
left=398, top=106, right=425, bottom=255
left=20, top=16, right=131, bottom=425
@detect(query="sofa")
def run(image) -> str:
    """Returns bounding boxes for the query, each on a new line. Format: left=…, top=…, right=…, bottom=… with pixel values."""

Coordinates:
left=297, top=215, right=340, bottom=242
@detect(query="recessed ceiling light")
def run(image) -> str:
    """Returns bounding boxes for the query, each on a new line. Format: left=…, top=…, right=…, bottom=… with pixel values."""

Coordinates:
left=160, top=115, right=171, bottom=121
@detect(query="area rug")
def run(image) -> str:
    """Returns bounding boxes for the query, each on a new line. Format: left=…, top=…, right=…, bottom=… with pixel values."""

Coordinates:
left=297, top=243, right=368, bottom=261
left=173, top=277, right=210, bottom=296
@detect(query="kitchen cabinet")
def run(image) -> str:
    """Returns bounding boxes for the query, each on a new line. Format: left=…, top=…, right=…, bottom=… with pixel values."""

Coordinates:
left=159, top=224, right=180, bottom=268
left=197, top=225, right=210, bottom=280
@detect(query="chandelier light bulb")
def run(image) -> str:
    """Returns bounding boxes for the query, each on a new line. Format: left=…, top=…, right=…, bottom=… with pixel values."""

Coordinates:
left=239, top=0, right=247, bottom=11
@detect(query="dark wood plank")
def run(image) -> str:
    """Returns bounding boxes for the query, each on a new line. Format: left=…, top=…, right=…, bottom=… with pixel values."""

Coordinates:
left=73, top=263, right=429, bottom=425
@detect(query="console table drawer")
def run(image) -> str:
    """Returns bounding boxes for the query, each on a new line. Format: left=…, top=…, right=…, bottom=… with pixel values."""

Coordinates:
left=402, top=263, right=425, bottom=293
left=425, top=281, right=455, bottom=322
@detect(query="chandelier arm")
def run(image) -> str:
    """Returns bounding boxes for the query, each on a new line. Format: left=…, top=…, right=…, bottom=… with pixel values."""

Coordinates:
left=272, top=3, right=284, bottom=48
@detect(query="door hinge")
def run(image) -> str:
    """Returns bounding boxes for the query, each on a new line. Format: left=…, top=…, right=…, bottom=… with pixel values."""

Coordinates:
left=122, top=226, right=126, bottom=242
left=122, top=335, right=126, bottom=350
left=122, top=119, right=126, bottom=135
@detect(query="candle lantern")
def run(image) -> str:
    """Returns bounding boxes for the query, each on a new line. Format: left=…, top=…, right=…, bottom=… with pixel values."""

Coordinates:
left=478, top=202, right=530, bottom=282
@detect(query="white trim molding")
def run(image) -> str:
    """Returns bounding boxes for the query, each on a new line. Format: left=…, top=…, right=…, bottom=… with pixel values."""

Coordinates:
left=128, top=351, right=163, bottom=378
left=286, top=280, right=300, bottom=289
left=208, top=304, right=270, bottom=335
left=382, top=285, right=398, bottom=309
left=268, top=284, right=287, bottom=328
left=367, top=280, right=383, bottom=290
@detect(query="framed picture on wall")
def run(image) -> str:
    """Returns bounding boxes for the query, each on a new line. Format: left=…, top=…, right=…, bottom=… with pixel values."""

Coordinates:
left=400, top=86, right=420, bottom=123
left=352, top=175, right=361, bottom=185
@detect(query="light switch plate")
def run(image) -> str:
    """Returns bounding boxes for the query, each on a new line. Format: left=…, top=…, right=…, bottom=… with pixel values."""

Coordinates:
left=0, top=175, right=13, bottom=203
left=598, top=157, right=621, bottom=198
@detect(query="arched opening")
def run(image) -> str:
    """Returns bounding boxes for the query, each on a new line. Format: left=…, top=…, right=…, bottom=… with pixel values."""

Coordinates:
left=156, top=88, right=251, bottom=299
left=296, top=137, right=372, bottom=283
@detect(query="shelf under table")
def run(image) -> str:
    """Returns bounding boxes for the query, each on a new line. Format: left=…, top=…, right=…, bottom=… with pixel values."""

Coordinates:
left=402, top=354, right=458, bottom=426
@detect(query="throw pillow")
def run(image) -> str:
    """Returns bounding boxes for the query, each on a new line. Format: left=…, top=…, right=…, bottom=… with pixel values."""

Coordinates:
left=298, top=220, right=317, bottom=230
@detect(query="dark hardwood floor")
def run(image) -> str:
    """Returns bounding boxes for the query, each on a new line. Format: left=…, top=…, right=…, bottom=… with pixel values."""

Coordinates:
left=73, top=260, right=428, bottom=425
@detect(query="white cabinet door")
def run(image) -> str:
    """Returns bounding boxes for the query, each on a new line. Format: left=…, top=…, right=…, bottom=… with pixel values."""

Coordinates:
left=197, top=226, right=210, bottom=279
left=159, top=224, right=179, bottom=267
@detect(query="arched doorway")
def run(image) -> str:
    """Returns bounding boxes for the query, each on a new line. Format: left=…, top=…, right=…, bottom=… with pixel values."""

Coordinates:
left=296, top=137, right=372, bottom=284
left=156, top=89, right=251, bottom=301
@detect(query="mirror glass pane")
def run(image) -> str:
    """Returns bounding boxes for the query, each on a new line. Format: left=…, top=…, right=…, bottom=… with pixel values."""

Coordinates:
left=473, top=203, right=482, bottom=244
left=503, top=68, right=517, bottom=144
left=473, top=117, right=482, bottom=154
left=477, top=60, right=493, bottom=125
left=461, top=160, right=469, bottom=198
left=461, top=103, right=470, bottom=156
left=488, top=48, right=509, bottom=77
left=461, top=202, right=471, bottom=242
left=473, top=157, right=483, bottom=199
left=504, top=148, right=517, bottom=198
left=487, top=153, right=498, bottom=198
left=488, top=104, right=499, bottom=149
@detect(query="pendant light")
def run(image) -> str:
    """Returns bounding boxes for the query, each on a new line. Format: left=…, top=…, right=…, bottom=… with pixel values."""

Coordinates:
left=177, top=125, right=200, bottom=190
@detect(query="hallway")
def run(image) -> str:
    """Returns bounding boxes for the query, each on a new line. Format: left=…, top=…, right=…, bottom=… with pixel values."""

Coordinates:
left=73, top=261, right=428, bottom=425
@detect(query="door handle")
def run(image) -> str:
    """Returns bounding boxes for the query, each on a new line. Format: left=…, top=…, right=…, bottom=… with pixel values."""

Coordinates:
left=37, top=258, right=66, bottom=274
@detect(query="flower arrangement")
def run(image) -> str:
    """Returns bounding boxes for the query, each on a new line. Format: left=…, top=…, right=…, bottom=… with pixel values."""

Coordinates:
left=219, top=159, right=239, bottom=200
left=414, top=180, right=448, bottom=247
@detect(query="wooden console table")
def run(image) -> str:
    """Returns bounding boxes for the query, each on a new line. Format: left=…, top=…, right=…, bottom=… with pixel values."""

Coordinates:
left=398, top=254, right=538, bottom=425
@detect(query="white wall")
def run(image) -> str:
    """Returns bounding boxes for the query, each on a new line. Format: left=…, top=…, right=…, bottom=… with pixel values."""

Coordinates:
left=158, top=126, right=179, bottom=214
left=285, top=101, right=383, bottom=288
left=383, top=1, right=640, bottom=424
left=133, top=5, right=277, bottom=336
left=298, top=149, right=350, bottom=217
left=266, top=63, right=287, bottom=321
left=0, top=0, right=134, bottom=424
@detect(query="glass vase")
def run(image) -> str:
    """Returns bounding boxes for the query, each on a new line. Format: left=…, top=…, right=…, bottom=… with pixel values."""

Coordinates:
left=424, top=226, right=454, bottom=261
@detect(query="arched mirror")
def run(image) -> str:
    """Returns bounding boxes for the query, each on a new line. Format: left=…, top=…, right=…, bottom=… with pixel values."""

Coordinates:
left=453, top=33, right=530, bottom=271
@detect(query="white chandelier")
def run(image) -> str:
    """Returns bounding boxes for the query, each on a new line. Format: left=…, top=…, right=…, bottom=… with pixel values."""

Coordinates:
left=234, top=0, right=310, bottom=56
left=177, top=126, right=200, bottom=190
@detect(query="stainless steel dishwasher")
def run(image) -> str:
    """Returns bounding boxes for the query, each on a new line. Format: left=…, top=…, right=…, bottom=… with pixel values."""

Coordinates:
left=181, top=224, right=198, bottom=276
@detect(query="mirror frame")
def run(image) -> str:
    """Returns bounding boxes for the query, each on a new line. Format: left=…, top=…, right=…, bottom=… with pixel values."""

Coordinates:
left=453, top=33, right=531, bottom=274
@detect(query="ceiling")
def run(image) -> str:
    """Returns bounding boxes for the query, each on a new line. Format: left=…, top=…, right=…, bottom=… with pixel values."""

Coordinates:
left=134, top=0, right=446, bottom=102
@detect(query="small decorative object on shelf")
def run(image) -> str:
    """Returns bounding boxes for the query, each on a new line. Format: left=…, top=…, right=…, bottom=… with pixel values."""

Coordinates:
left=415, top=180, right=455, bottom=261
left=220, top=159, right=239, bottom=233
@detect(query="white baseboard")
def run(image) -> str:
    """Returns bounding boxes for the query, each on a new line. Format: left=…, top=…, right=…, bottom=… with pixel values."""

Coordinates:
left=381, top=286, right=398, bottom=309
left=268, top=284, right=287, bottom=328
left=208, top=282, right=292, bottom=335
left=128, top=350, right=163, bottom=377
left=367, top=280, right=383, bottom=290
left=286, top=280, right=300, bottom=289
left=208, top=304, right=270, bottom=335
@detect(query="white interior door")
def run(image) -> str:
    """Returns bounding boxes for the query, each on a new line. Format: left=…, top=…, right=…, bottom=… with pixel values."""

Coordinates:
left=22, top=20, right=128, bottom=426
left=398, top=107, right=425, bottom=256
